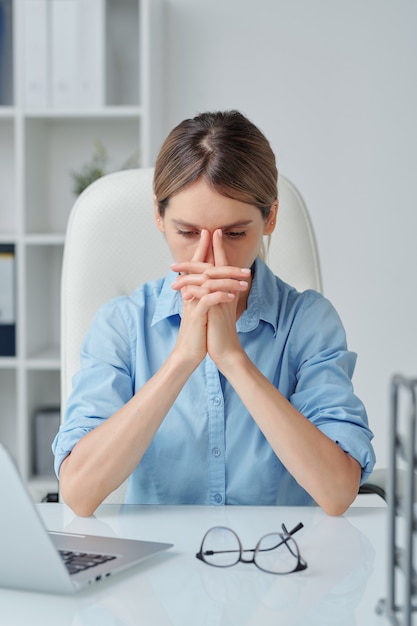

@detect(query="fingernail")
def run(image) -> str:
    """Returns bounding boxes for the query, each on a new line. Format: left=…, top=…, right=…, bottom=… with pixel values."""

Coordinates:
left=239, top=281, right=248, bottom=287
left=241, top=268, right=251, bottom=274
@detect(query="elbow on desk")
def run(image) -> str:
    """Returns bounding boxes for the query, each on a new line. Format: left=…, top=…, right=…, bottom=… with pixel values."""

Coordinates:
left=311, top=470, right=361, bottom=517
left=60, top=483, right=101, bottom=518
left=315, top=479, right=361, bottom=517
left=320, top=499, right=352, bottom=517
left=58, top=456, right=102, bottom=517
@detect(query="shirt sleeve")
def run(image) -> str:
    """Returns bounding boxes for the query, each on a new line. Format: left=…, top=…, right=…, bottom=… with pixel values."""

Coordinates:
left=52, top=298, right=135, bottom=477
left=288, top=291, right=376, bottom=484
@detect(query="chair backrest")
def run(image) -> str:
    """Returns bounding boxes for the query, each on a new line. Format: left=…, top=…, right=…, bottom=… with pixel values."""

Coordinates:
left=60, top=168, right=322, bottom=501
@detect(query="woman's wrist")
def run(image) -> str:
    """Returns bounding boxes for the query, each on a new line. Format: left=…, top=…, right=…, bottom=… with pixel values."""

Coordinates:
left=170, top=344, right=204, bottom=375
left=213, top=346, right=249, bottom=378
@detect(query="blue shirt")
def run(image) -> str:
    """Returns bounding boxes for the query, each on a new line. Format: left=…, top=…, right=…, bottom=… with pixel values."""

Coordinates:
left=53, top=258, right=375, bottom=506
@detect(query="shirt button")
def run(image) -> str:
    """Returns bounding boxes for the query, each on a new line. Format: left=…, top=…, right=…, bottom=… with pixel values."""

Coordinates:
left=212, top=447, right=221, bottom=457
left=214, top=493, right=223, bottom=504
left=213, top=396, right=221, bottom=406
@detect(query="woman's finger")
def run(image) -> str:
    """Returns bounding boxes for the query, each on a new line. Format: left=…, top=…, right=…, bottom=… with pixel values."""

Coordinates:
left=191, top=228, right=211, bottom=263
left=172, top=275, right=249, bottom=293
left=213, top=229, right=228, bottom=267
left=171, top=263, right=251, bottom=280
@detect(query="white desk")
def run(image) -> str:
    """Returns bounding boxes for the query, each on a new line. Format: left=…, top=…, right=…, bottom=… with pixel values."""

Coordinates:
left=0, top=499, right=391, bottom=626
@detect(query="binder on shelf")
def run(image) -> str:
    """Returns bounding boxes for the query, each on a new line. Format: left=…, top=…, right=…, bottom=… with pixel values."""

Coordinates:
left=52, top=0, right=105, bottom=108
left=22, top=0, right=48, bottom=108
left=77, top=0, right=105, bottom=108
left=50, top=0, right=78, bottom=108
left=0, top=243, right=16, bottom=357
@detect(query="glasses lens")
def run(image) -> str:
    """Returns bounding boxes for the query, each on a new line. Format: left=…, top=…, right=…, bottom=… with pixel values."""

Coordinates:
left=255, top=532, right=300, bottom=574
left=201, top=527, right=241, bottom=567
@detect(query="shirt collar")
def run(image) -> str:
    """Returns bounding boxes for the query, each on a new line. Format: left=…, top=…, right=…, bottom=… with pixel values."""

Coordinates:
left=237, top=258, right=279, bottom=334
left=151, top=259, right=279, bottom=333
left=151, top=270, right=183, bottom=326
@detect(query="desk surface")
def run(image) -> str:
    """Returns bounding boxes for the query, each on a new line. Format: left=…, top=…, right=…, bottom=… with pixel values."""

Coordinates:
left=1, top=499, right=390, bottom=626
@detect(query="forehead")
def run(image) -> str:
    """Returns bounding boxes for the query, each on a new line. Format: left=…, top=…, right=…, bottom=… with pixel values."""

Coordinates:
left=166, top=178, right=262, bottom=230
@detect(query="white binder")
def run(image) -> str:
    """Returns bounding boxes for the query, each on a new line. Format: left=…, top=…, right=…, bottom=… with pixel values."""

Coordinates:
left=22, top=0, right=48, bottom=108
left=22, top=0, right=105, bottom=109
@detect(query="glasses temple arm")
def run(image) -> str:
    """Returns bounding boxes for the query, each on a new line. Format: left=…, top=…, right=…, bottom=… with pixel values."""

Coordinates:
left=282, top=522, right=304, bottom=537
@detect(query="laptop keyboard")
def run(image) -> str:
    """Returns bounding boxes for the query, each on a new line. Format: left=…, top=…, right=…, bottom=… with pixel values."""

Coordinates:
left=59, top=549, right=117, bottom=575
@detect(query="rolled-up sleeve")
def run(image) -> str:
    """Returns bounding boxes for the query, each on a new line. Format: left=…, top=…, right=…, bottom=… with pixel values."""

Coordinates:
left=288, top=292, right=376, bottom=483
left=52, top=298, right=135, bottom=477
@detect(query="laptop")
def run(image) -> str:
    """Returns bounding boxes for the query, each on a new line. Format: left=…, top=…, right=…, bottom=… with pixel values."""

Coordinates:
left=0, top=443, right=173, bottom=594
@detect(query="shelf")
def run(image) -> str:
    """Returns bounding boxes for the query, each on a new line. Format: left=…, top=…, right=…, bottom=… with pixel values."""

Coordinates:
left=24, top=234, right=66, bottom=245
left=0, top=233, right=17, bottom=244
left=0, top=0, right=163, bottom=489
left=0, top=107, right=14, bottom=117
left=24, top=106, right=143, bottom=119
left=25, top=348, right=61, bottom=369
left=0, top=357, right=18, bottom=369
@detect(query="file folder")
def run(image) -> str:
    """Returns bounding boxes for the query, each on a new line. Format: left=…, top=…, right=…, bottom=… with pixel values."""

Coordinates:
left=0, top=243, right=16, bottom=356
left=22, top=0, right=48, bottom=108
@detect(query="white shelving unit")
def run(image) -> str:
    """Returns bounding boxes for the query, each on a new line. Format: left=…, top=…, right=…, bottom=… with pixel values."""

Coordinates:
left=0, top=0, right=164, bottom=495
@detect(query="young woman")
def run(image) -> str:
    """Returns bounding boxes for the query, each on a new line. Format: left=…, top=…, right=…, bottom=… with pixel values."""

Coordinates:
left=53, top=110, right=375, bottom=517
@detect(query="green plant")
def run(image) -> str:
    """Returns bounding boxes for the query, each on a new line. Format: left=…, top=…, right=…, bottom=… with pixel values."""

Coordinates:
left=71, top=141, right=139, bottom=196
left=71, top=140, right=108, bottom=196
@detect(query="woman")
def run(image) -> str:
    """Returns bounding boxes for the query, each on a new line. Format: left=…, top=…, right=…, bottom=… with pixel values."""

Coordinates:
left=53, top=110, right=375, bottom=517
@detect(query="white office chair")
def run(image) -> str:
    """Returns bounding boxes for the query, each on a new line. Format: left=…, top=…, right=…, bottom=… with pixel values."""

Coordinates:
left=60, top=168, right=323, bottom=503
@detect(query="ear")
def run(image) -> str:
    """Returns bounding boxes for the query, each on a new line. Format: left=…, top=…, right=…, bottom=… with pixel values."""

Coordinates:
left=154, top=195, right=165, bottom=232
left=264, top=200, right=278, bottom=235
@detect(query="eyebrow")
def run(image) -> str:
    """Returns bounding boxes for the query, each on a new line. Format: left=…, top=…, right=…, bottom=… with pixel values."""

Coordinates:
left=171, top=219, right=254, bottom=230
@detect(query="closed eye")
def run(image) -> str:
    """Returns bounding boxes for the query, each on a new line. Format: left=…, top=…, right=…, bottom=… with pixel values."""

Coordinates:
left=177, top=229, right=199, bottom=238
left=226, top=231, right=247, bottom=239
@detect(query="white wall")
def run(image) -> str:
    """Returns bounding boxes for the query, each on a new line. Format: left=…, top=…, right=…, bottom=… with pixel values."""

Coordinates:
left=163, top=0, right=417, bottom=468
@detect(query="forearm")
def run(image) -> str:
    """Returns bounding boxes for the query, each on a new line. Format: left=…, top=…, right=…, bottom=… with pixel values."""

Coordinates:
left=60, top=350, right=196, bottom=516
left=218, top=350, right=361, bottom=516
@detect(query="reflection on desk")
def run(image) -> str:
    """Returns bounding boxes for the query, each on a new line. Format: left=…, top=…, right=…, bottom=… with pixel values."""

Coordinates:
left=0, top=501, right=388, bottom=626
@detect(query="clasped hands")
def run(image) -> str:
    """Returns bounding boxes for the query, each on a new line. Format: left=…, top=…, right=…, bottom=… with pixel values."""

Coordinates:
left=170, top=229, right=251, bottom=368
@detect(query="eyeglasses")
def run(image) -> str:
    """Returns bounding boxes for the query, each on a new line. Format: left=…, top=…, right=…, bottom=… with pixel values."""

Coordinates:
left=196, top=522, right=307, bottom=575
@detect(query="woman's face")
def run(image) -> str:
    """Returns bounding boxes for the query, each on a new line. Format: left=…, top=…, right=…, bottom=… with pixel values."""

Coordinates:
left=155, top=177, right=277, bottom=269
